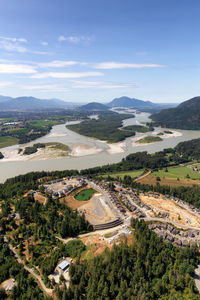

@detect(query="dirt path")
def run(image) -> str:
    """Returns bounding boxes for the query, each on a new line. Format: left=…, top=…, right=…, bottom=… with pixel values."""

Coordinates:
left=4, top=237, right=53, bottom=297
left=135, top=170, right=151, bottom=182
left=56, top=223, right=127, bottom=244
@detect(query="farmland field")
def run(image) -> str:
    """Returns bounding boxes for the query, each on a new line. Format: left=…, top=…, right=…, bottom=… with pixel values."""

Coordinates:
left=137, top=173, right=200, bottom=187
left=153, top=165, right=200, bottom=180
left=0, top=136, right=18, bottom=148
left=75, top=188, right=96, bottom=201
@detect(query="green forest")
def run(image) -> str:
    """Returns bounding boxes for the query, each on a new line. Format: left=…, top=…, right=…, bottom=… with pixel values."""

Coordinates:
left=65, top=220, right=199, bottom=300
left=67, top=112, right=136, bottom=143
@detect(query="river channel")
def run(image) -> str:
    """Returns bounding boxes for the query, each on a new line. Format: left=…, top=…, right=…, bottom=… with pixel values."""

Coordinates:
left=0, top=111, right=200, bottom=183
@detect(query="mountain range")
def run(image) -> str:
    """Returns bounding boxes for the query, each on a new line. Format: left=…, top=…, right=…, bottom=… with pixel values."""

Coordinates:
left=150, top=96, right=200, bottom=129
left=0, top=96, right=78, bottom=110
left=0, top=95, right=177, bottom=112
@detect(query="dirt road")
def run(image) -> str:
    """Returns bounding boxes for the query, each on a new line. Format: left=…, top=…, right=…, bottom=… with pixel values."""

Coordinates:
left=4, top=237, right=53, bottom=297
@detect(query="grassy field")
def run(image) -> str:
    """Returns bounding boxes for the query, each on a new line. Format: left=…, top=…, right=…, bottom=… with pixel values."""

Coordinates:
left=27, top=119, right=62, bottom=128
left=45, top=142, right=69, bottom=152
left=137, top=173, right=200, bottom=187
left=0, top=136, right=18, bottom=148
left=75, top=188, right=96, bottom=201
left=153, top=165, right=200, bottom=180
left=136, top=136, right=162, bottom=144
left=102, top=170, right=144, bottom=179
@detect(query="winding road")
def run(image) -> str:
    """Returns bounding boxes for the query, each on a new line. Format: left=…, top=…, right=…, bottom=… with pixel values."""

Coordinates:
left=4, top=237, right=53, bottom=297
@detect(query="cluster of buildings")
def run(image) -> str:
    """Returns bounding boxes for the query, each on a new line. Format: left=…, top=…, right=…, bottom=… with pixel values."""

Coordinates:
left=43, top=177, right=87, bottom=198
left=148, top=223, right=200, bottom=247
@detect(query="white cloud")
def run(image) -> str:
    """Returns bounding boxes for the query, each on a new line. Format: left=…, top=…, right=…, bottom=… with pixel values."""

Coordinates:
left=0, top=36, right=28, bottom=53
left=0, top=63, right=36, bottom=74
left=93, top=62, right=165, bottom=69
left=71, top=80, right=136, bottom=89
left=38, top=60, right=80, bottom=68
left=0, top=36, right=27, bottom=43
left=20, top=84, right=68, bottom=91
left=58, top=35, right=91, bottom=44
left=0, top=81, right=13, bottom=87
left=31, top=71, right=103, bottom=79
left=40, top=41, right=48, bottom=46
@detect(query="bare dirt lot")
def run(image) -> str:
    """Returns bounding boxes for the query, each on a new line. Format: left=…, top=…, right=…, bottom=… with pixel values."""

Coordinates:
left=62, top=189, right=116, bottom=225
left=140, top=194, right=200, bottom=227
left=137, top=174, right=200, bottom=187
left=78, top=193, right=116, bottom=225
left=34, top=193, right=47, bottom=205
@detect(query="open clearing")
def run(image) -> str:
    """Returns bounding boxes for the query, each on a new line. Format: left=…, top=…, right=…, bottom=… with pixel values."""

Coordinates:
left=102, top=170, right=144, bottom=179
left=78, top=193, right=116, bottom=225
left=137, top=173, right=200, bottom=187
left=153, top=165, right=200, bottom=180
left=62, top=187, right=116, bottom=225
left=140, top=194, right=200, bottom=227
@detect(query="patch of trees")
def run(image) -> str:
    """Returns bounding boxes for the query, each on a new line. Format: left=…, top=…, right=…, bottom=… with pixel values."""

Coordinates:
left=67, top=112, right=136, bottom=143
left=15, top=194, right=92, bottom=239
left=41, top=240, right=85, bottom=276
left=23, top=143, right=45, bottom=155
left=65, top=220, right=199, bottom=299
left=122, top=124, right=154, bottom=133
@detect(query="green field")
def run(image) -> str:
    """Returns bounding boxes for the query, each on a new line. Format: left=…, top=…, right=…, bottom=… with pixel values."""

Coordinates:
left=153, top=165, right=200, bottom=180
left=27, top=119, right=62, bottom=128
left=0, top=136, right=18, bottom=148
left=75, top=188, right=96, bottom=201
left=102, top=170, right=144, bottom=179
left=136, top=136, right=162, bottom=144
left=45, top=142, right=69, bottom=152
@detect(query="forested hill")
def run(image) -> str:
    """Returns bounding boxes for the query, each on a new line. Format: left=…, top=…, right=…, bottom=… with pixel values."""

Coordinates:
left=151, top=96, right=200, bottom=129
left=107, top=96, right=156, bottom=108
left=66, top=219, right=199, bottom=299
left=79, top=102, right=109, bottom=111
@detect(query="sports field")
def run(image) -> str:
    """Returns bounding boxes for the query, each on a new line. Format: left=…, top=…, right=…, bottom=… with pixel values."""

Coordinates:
left=75, top=188, right=96, bottom=201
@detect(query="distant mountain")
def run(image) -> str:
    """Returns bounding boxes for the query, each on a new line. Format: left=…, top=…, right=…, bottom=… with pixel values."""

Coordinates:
left=107, top=96, right=157, bottom=109
left=151, top=96, right=200, bottom=129
left=0, top=95, right=13, bottom=103
left=79, top=102, right=109, bottom=111
left=0, top=96, right=75, bottom=111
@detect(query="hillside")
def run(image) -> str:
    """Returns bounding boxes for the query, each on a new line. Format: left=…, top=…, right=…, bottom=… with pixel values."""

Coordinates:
left=79, top=102, right=109, bottom=111
left=0, top=96, right=74, bottom=111
left=151, top=96, right=200, bottom=129
left=107, top=96, right=157, bottom=109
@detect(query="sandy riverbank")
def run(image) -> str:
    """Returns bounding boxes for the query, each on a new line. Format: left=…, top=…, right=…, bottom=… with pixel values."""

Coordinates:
left=0, top=145, right=69, bottom=162
left=132, top=130, right=183, bottom=147
left=106, top=141, right=126, bottom=154
left=70, top=143, right=103, bottom=157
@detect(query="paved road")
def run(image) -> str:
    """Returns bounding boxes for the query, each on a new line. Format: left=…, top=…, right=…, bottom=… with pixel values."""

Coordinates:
left=4, top=237, right=53, bottom=297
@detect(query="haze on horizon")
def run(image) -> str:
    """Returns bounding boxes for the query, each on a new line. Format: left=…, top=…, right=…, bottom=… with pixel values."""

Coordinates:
left=0, top=0, right=200, bottom=103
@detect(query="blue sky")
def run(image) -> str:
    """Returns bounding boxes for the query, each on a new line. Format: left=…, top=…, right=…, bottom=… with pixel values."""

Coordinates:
left=0, top=0, right=199, bottom=103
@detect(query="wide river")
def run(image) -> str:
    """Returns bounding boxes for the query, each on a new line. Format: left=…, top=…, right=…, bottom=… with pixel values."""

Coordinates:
left=1, top=111, right=200, bottom=183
